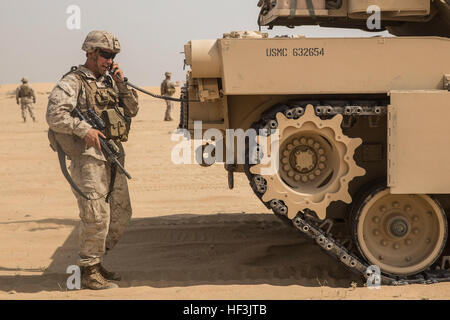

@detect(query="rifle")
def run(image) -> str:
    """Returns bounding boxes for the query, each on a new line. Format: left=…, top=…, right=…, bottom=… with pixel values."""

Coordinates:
left=71, top=107, right=132, bottom=179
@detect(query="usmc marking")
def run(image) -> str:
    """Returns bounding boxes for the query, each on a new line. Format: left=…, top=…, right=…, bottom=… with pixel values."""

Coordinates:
left=266, top=48, right=326, bottom=57
left=266, top=48, right=289, bottom=57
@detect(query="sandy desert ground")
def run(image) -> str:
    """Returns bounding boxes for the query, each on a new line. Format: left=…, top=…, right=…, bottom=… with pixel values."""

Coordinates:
left=0, top=82, right=449, bottom=300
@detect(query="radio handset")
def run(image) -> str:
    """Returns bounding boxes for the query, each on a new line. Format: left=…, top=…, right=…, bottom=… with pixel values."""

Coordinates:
left=109, top=63, right=118, bottom=77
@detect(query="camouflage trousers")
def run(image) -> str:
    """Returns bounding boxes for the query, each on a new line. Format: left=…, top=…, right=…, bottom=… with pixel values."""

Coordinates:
left=20, top=102, right=35, bottom=121
left=69, top=155, right=132, bottom=267
left=164, top=100, right=173, bottom=120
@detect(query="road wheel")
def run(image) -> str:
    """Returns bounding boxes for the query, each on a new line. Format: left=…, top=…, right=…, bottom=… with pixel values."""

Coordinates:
left=352, top=185, right=448, bottom=276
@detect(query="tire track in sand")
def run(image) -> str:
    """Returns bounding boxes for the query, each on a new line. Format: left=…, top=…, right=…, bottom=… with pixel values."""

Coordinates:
left=107, top=214, right=361, bottom=288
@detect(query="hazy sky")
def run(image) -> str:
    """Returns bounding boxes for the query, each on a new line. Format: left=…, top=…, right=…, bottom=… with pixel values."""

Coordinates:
left=0, top=0, right=388, bottom=85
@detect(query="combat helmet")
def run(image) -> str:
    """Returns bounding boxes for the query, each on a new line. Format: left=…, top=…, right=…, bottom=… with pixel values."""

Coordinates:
left=82, top=30, right=121, bottom=53
left=21, top=77, right=28, bottom=83
left=165, top=72, right=172, bottom=77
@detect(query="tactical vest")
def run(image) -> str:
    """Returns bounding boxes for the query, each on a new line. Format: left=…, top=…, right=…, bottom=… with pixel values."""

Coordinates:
left=18, top=85, right=33, bottom=98
left=48, top=68, right=131, bottom=202
left=74, top=70, right=131, bottom=142
left=162, top=80, right=176, bottom=96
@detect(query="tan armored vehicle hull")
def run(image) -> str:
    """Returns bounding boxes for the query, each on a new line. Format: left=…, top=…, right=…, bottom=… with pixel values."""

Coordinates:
left=258, top=0, right=450, bottom=37
left=180, top=1, right=450, bottom=283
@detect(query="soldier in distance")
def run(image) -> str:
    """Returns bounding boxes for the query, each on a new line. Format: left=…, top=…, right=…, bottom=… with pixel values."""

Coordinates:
left=161, top=72, right=176, bottom=121
left=16, top=77, right=36, bottom=123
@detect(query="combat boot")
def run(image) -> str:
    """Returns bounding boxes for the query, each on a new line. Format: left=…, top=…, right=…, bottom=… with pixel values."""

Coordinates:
left=81, top=264, right=119, bottom=290
left=98, top=263, right=122, bottom=281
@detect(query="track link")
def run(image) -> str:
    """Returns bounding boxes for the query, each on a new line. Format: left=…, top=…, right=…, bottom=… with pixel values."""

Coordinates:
left=244, top=100, right=450, bottom=285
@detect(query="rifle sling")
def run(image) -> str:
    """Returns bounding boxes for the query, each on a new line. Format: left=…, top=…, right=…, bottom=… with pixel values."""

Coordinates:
left=105, top=163, right=117, bottom=203
left=56, top=142, right=90, bottom=201
left=56, top=141, right=115, bottom=202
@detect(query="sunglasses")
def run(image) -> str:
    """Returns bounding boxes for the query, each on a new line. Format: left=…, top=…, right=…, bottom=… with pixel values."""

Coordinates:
left=98, top=49, right=116, bottom=60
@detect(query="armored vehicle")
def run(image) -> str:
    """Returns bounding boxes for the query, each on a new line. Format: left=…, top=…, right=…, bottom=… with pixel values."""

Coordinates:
left=179, top=0, right=450, bottom=284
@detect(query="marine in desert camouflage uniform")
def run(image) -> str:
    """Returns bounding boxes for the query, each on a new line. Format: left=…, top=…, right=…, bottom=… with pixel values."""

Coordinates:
left=161, top=72, right=176, bottom=121
left=16, top=78, right=36, bottom=122
left=46, top=31, right=139, bottom=290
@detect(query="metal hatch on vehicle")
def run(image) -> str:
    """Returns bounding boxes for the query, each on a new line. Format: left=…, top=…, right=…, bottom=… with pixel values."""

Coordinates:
left=388, top=89, right=450, bottom=194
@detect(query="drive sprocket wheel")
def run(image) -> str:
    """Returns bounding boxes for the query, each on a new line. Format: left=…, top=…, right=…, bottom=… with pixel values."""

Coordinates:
left=352, top=185, right=448, bottom=276
left=250, top=105, right=366, bottom=220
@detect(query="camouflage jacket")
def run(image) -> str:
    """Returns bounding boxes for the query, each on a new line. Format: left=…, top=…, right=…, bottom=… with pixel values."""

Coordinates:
left=160, top=79, right=176, bottom=97
left=46, top=65, right=139, bottom=161
left=16, top=84, right=36, bottom=104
